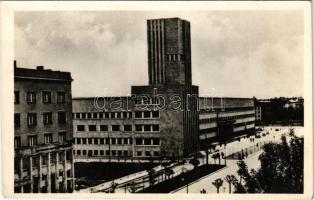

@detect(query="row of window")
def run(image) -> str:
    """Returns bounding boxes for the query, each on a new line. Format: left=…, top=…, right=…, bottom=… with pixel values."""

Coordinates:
left=75, top=137, right=132, bottom=145
left=200, top=113, right=255, bottom=124
left=14, top=112, right=67, bottom=127
left=74, top=137, right=160, bottom=146
left=73, top=111, right=160, bottom=120
left=14, top=91, right=66, bottom=104
left=76, top=124, right=160, bottom=132
left=14, top=151, right=72, bottom=172
left=74, top=149, right=160, bottom=157
left=14, top=132, right=67, bottom=148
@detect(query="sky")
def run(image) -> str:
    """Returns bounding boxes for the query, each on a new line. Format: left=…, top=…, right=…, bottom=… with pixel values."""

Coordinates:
left=14, top=11, right=304, bottom=98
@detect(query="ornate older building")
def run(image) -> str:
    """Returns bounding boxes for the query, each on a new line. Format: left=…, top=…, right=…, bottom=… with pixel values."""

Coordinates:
left=14, top=61, right=74, bottom=193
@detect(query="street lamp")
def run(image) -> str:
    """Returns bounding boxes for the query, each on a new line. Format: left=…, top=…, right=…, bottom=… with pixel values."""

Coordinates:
left=181, top=167, right=188, bottom=193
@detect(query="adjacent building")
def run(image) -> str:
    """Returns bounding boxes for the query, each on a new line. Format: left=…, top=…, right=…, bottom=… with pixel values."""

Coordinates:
left=14, top=62, right=74, bottom=193
left=72, top=17, right=256, bottom=161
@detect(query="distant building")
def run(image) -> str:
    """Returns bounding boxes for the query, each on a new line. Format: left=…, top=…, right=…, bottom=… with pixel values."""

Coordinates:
left=72, top=18, right=255, bottom=161
left=14, top=62, right=74, bottom=193
left=254, top=97, right=304, bottom=125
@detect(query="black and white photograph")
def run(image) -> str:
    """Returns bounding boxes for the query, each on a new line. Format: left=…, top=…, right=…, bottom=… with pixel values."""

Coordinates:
left=1, top=1, right=312, bottom=199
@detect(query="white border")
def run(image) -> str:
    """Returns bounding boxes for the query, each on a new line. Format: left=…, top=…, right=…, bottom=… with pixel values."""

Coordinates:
left=0, top=1, right=312, bottom=199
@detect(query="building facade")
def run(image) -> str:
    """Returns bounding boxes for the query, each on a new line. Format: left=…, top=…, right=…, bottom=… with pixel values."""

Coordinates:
left=198, top=97, right=255, bottom=149
left=72, top=17, right=255, bottom=161
left=14, top=62, right=74, bottom=193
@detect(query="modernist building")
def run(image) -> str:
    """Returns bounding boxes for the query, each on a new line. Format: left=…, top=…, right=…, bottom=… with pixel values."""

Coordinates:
left=72, top=17, right=256, bottom=161
left=14, top=62, right=74, bottom=193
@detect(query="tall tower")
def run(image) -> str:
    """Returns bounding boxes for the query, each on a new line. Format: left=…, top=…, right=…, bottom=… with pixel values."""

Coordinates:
left=147, top=18, right=192, bottom=85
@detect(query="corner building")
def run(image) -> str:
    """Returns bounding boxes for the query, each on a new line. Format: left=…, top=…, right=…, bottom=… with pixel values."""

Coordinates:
left=14, top=63, right=74, bottom=193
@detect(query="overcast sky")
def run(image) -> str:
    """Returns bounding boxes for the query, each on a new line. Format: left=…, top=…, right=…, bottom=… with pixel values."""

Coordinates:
left=14, top=11, right=304, bottom=98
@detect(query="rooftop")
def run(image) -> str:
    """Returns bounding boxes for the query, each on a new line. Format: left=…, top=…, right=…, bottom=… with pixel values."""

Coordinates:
left=14, top=61, right=72, bottom=82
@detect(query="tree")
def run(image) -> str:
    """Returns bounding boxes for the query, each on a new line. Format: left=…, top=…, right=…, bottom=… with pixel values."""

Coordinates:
left=189, top=157, right=200, bottom=169
left=212, top=178, right=224, bottom=193
left=225, top=175, right=236, bottom=193
left=231, top=133, right=303, bottom=193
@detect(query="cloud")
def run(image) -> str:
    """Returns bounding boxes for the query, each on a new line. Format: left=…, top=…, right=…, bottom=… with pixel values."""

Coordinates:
left=14, top=11, right=304, bottom=98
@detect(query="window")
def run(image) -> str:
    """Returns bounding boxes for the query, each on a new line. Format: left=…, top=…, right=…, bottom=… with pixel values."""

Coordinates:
left=153, top=138, right=160, bottom=145
left=88, top=138, right=92, bottom=144
left=44, top=134, right=53, bottom=144
left=92, top=113, right=98, bottom=119
left=75, top=113, right=80, bottom=119
left=136, top=151, right=142, bottom=156
left=27, top=113, right=37, bottom=127
left=94, top=150, right=98, bottom=156
left=117, top=138, right=122, bottom=145
left=124, top=125, right=132, bottom=132
left=144, top=125, right=151, bottom=132
left=100, top=150, right=104, bottom=155
left=28, top=135, right=37, bottom=146
left=77, top=125, right=85, bottom=131
left=76, top=138, right=81, bottom=144
left=58, top=132, right=66, bottom=143
left=100, top=125, right=108, bottom=131
left=145, top=151, right=151, bottom=157
left=88, top=125, right=97, bottom=131
left=99, top=113, right=103, bottom=119
left=43, top=112, right=52, bottom=125
left=123, top=112, right=128, bottom=118
left=87, top=113, right=92, bottom=119
left=106, top=150, right=110, bottom=156
left=124, top=151, right=128, bottom=156
left=105, top=113, right=110, bottom=118
left=112, top=150, right=116, bottom=156
left=144, top=138, right=151, bottom=145
left=129, top=138, right=133, bottom=144
left=123, top=138, right=128, bottom=145
left=50, top=153, right=57, bottom=164
left=41, top=155, right=48, bottom=166
left=128, top=112, right=132, bottom=118
left=144, top=111, right=150, bottom=118
left=77, top=150, right=81, bottom=155
left=135, top=112, right=142, bottom=118
left=117, top=150, right=122, bottom=156
left=83, top=150, right=87, bottom=155
left=58, top=112, right=66, bottom=124
left=82, top=138, right=87, bottom=144
left=14, top=137, right=21, bottom=148
left=152, top=111, right=159, bottom=118
left=57, top=92, right=65, bottom=103
left=105, top=138, right=110, bottom=144
left=152, top=125, right=160, bottom=132
left=14, top=113, right=20, bottom=128
left=111, top=138, right=116, bottom=145
left=116, top=112, right=121, bottom=118
left=42, top=91, right=51, bottom=104
left=82, top=113, right=86, bottom=119
left=94, top=138, right=99, bottom=145
left=135, top=125, right=142, bottom=132
left=100, top=138, right=104, bottom=144
left=27, top=92, right=36, bottom=104
left=136, top=138, right=142, bottom=145
left=112, top=125, right=120, bottom=131
left=14, top=91, right=19, bottom=104
left=154, top=151, right=160, bottom=157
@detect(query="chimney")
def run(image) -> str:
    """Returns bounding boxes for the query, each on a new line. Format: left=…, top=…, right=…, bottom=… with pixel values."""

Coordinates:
left=37, top=66, right=44, bottom=70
